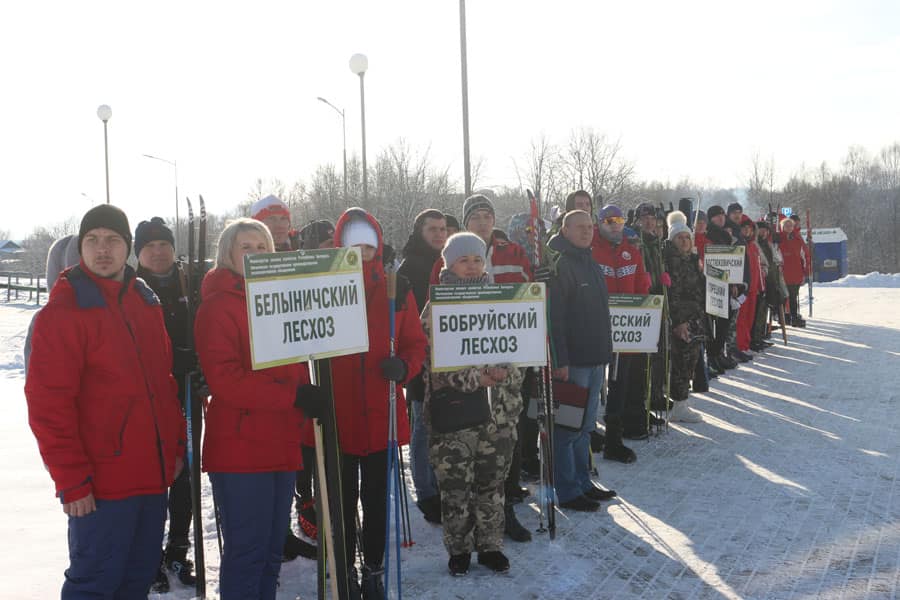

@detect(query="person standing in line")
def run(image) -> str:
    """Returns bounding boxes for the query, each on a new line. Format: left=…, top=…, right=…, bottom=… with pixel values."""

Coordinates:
left=26, top=205, right=187, bottom=599
left=398, top=209, right=448, bottom=525
left=133, top=217, right=199, bottom=592
left=547, top=210, right=616, bottom=512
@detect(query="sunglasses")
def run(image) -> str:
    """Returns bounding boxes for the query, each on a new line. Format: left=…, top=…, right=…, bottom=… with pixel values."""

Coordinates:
left=603, top=216, right=626, bottom=225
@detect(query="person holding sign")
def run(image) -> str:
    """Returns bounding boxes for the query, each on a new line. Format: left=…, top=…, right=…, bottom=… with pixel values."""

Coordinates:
left=547, top=210, right=616, bottom=512
left=194, top=218, right=324, bottom=600
left=421, top=232, right=525, bottom=576
left=663, top=215, right=705, bottom=423
left=591, top=203, right=650, bottom=463
left=326, top=208, right=427, bottom=598
left=704, top=206, right=739, bottom=374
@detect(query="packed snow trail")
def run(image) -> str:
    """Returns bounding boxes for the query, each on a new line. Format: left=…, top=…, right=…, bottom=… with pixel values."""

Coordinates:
left=3, top=285, right=900, bottom=599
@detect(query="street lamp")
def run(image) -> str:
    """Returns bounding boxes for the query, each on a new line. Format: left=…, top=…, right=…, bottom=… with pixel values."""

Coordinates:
left=97, top=104, right=112, bottom=203
left=349, top=53, right=368, bottom=203
left=317, top=96, right=348, bottom=203
left=459, top=0, right=472, bottom=196
left=143, top=154, right=180, bottom=248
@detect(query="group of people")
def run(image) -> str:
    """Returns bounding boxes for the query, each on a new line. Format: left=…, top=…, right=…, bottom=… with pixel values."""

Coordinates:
left=24, top=189, right=812, bottom=599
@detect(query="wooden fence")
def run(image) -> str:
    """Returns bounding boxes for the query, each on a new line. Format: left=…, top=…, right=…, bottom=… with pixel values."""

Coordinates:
left=0, top=272, right=46, bottom=305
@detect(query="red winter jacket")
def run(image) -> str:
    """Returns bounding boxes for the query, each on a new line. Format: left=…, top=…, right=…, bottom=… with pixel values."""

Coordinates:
left=591, top=235, right=651, bottom=294
left=746, top=239, right=763, bottom=294
left=195, top=267, right=309, bottom=473
left=430, top=230, right=532, bottom=286
left=305, top=209, right=427, bottom=456
left=26, top=263, right=185, bottom=503
left=779, top=232, right=810, bottom=285
left=694, top=231, right=708, bottom=263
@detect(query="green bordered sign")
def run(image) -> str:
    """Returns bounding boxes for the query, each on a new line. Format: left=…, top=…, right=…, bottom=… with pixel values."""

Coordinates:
left=705, top=264, right=729, bottom=319
left=704, top=244, right=745, bottom=283
left=608, top=294, right=664, bottom=353
left=243, top=247, right=369, bottom=370
left=429, top=282, right=547, bottom=372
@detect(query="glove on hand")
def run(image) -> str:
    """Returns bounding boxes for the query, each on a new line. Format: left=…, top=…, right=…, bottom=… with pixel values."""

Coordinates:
left=294, top=384, right=328, bottom=419
left=380, top=357, right=408, bottom=382
left=533, top=266, right=552, bottom=283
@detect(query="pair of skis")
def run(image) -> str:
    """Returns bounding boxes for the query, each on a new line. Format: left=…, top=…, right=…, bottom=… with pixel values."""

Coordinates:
left=528, top=190, right=556, bottom=539
left=184, top=196, right=208, bottom=597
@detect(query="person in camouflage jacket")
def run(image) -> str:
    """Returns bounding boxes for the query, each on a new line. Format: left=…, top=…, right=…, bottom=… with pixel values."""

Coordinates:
left=664, top=215, right=705, bottom=423
left=420, top=232, right=524, bottom=576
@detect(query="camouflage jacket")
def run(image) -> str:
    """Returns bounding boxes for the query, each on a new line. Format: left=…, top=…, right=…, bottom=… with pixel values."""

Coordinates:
left=420, top=302, right=524, bottom=431
left=663, top=244, right=705, bottom=327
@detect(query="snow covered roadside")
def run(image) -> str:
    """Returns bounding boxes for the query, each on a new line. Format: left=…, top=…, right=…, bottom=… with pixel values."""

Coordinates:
left=3, top=284, right=900, bottom=599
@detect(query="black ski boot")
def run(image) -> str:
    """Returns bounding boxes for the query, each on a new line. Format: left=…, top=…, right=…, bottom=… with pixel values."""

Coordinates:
left=603, top=417, right=636, bottom=463
left=164, top=547, right=196, bottom=586
left=448, top=553, right=471, bottom=576
left=477, top=550, right=510, bottom=573
left=150, top=556, right=169, bottom=593
left=361, top=564, right=385, bottom=600
left=503, top=504, right=532, bottom=542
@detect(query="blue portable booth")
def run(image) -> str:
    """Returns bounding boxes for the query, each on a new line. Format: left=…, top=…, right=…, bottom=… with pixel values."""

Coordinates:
left=808, top=228, right=848, bottom=283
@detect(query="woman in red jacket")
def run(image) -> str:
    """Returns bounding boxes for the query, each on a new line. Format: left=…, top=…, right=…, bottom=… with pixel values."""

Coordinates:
left=194, top=218, right=322, bottom=600
left=326, top=208, right=427, bottom=598
left=777, top=218, right=810, bottom=326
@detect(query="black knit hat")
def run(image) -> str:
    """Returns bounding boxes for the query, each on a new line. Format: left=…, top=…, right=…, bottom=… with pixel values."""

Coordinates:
left=299, top=219, right=336, bottom=249
left=444, top=214, right=460, bottom=231
left=134, top=217, right=174, bottom=257
left=462, top=194, right=495, bottom=227
left=634, top=202, right=656, bottom=218
left=727, top=202, right=743, bottom=215
left=78, top=204, right=132, bottom=255
left=707, top=205, right=726, bottom=220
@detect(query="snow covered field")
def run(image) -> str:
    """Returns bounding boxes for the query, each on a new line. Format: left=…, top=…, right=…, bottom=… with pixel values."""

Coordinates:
left=3, top=281, right=900, bottom=599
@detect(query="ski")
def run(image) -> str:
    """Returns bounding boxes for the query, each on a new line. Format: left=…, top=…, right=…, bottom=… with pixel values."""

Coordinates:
left=309, top=358, right=350, bottom=600
left=528, top=189, right=556, bottom=539
left=183, top=197, right=206, bottom=597
left=806, top=209, right=814, bottom=318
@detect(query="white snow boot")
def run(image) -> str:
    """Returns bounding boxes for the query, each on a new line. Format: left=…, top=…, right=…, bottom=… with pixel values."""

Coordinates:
left=670, top=399, right=702, bottom=423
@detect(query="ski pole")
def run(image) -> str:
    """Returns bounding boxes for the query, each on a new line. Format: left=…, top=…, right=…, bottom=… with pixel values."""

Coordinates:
left=383, top=269, right=402, bottom=600
left=397, top=450, right=414, bottom=548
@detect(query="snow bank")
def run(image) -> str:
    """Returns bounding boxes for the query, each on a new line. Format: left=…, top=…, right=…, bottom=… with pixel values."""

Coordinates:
left=817, top=271, right=900, bottom=288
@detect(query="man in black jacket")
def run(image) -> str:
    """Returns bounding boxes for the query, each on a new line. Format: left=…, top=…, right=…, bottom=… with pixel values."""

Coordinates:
left=548, top=211, right=616, bottom=512
left=134, top=218, right=198, bottom=592
left=397, top=209, right=447, bottom=523
left=705, top=206, right=741, bottom=372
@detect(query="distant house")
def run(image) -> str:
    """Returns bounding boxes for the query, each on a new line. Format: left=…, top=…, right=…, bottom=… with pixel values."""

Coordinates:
left=0, top=240, right=23, bottom=254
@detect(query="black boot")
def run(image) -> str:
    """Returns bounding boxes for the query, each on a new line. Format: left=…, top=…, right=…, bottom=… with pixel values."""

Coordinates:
left=416, top=494, right=442, bottom=524
left=448, top=553, right=471, bottom=576
left=283, top=529, right=317, bottom=561
left=150, top=555, right=169, bottom=593
left=477, top=550, right=510, bottom=573
left=164, top=546, right=196, bottom=586
left=361, top=564, right=385, bottom=600
left=504, top=504, right=532, bottom=542
left=603, top=417, right=636, bottom=463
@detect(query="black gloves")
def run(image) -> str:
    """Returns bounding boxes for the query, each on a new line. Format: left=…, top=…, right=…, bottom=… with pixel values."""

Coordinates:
left=294, top=384, right=328, bottom=419
left=380, top=357, right=408, bottom=382
left=534, top=266, right=552, bottom=283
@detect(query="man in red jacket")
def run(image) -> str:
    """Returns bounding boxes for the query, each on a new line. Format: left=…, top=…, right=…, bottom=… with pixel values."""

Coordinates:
left=591, top=204, right=651, bottom=463
left=26, top=205, right=187, bottom=599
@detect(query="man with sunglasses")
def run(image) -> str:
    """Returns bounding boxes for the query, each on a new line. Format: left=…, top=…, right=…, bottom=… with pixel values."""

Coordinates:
left=591, top=205, right=651, bottom=463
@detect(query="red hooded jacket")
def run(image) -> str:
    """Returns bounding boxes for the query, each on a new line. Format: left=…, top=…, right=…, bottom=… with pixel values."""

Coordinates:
left=195, top=267, right=309, bottom=473
left=307, top=209, right=427, bottom=456
left=591, top=234, right=651, bottom=294
left=26, top=263, right=186, bottom=503
left=430, top=230, right=532, bottom=286
left=778, top=231, right=810, bottom=285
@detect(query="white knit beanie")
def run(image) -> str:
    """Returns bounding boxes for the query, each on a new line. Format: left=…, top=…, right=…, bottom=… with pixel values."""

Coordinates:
left=340, top=218, right=379, bottom=249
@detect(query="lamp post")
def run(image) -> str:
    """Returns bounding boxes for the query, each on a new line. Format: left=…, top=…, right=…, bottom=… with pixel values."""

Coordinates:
left=349, top=53, right=369, bottom=204
left=317, top=96, right=348, bottom=203
left=143, top=154, right=179, bottom=247
left=459, top=0, right=472, bottom=196
left=97, top=105, right=112, bottom=204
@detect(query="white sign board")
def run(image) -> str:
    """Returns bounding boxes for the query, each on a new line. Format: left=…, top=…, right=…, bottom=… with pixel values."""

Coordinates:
left=608, top=294, right=665, bottom=353
left=429, top=283, right=547, bottom=371
left=704, top=245, right=745, bottom=284
left=705, top=264, right=730, bottom=318
left=244, top=248, right=369, bottom=369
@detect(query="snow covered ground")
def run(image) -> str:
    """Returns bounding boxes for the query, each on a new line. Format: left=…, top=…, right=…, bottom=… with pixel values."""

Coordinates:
left=3, top=282, right=900, bottom=599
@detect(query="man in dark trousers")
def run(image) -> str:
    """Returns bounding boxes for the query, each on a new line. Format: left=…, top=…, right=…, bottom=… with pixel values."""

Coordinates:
left=26, top=205, right=187, bottom=599
left=134, top=218, right=198, bottom=592
left=547, top=210, right=617, bottom=512
left=398, top=209, right=447, bottom=524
